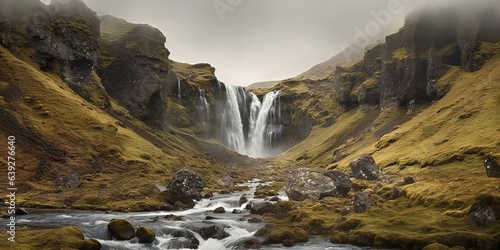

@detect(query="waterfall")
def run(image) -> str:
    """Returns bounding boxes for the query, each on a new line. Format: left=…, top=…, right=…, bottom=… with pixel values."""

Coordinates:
left=196, top=87, right=210, bottom=136
left=177, top=77, right=181, bottom=99
left=216, top=82, right=282, bottom=158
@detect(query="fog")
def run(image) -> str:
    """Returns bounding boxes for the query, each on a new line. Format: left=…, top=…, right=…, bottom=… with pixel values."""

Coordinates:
left=41, top=0, right=492, bottom=86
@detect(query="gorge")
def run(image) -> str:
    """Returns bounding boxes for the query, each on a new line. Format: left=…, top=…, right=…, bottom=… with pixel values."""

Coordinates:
left=0, top=0, right=500, bottom=249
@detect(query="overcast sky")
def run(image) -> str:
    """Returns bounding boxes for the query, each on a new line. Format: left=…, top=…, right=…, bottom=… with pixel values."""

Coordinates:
left=43, top=0, right=460, bottom=86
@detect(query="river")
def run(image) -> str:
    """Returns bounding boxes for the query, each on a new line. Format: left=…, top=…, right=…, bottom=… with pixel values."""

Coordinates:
left=16, top=179, right=376, bottom=250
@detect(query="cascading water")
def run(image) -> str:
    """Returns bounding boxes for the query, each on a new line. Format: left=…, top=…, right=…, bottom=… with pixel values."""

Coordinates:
left=216, top=81, right=283, bottom=158
left=196, top=87, right=210, bottom=136
left=177, top=77, right=181, bottom=99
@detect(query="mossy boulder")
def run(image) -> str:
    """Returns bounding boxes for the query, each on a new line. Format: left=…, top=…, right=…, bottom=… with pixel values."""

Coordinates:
left=136, top=226, right=156, bottom=244
left=349, top=154, right=386, bottom=181
left=107, top=219, right=135, bottom=240
left=262, top=226, right=309, bottom=245
left=29, top=226, right=101, bottom=250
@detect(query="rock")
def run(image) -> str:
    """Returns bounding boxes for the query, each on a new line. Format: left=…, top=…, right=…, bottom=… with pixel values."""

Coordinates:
left=484, top=154, right=500, bottom=178
left=174, top=200, right=186, bottom=210
left=127, top=191, right=141, bottom=198
left=107, top=219, right=135, bottom=240
left=205, top=216, right=220, bottom=220
left=349, top=154, right=386, bottom=181
left=217, top=175, right=233, bottom=187
left=57, top=175, right=81, bottom=188
left=353, top=192, right=373, bottom=213
left=248, top=217, right=263, bottom=223
left=168, top=237, right=199, bottom=249
left=15, top=208, right=29, bottom=215
left=331, top=152, right=348, bottom=163
left=183, top=221, right=229, bottom=240
left=285, top=168, right=337, bottom=201
left=154, top=184, right=167, bottom=192
left=164, top=214, right=183, bottom=221
left=243, top=237, right=262, bottom=248
left=81, top=238, right=101, bottom=250
left=465, top=195, right=496, bottom=227
left=390, top=186, right=402, bottom=200
left=423, top=242, right=454, bottom=250
left=136, top=226, right=155, bottom=244
left=283, top=239, right=295, bottom=247
left=238, top=195, right=248, bottom=206
left=213, top=207, right=225, bottom=214
left=250, top=201, right=275, bottom=215
left=269, top=196, right=281, bottom=202
left=167, top=169, right=206, bottom=200
left=402, top=176, right=418, bottom=185
left=232, top=209, right=242, bottom=214
left=323, top=170, right=352, bottom=196
left=161, top=203, right=175, bottom=211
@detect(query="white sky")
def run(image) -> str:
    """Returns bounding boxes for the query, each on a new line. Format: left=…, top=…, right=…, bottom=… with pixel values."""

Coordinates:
left=41, top=0, right=462, bottom=86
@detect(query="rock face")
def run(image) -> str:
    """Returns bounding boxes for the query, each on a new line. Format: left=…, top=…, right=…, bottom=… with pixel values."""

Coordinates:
left=484, top=154, right=500, bottom=178
left=286, top=168, right=337, bottom=201
left=328, top=1, right=500, bottom=111
left=167, top=169, right=206, bottom=200
left=107, top=219, right=135, bottom=240
left=136, top=226, right=156, bottom=244
left=0, top=0, right=109, bottom=107
left=26, top=0, right=100, bottom=85
left=98, top=15, right=177, bottom=128
left=349, top=154, right=386, bottom=181
left=323, top=170, right=352, bottom=196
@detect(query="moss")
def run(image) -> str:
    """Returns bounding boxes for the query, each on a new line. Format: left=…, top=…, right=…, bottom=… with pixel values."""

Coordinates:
left=1, top=226, right=100, bottom=250
left=392, top=48, right=410, bottom=60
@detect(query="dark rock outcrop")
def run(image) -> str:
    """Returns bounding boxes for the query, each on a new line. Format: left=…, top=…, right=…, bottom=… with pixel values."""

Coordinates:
left=98, top=15, right=177, bottom=128
left=26, top=0, right=101, bottom=85
left=465, top=195, right=497, bottom=227
left=167, top=169, right=206, bottom=200
left=484, top=153, right=500, bottom=178
left=136, top=226, right=156, bottom=244
left=349, top=154, right=386, bottom=181
left=285, top=168, right=337, bottom=201
left=323, top=170, right=352, bottom=196
left=107, top=219, right=135, bottom=240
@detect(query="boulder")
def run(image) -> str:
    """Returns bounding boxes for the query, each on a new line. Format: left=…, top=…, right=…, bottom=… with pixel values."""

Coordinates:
left=182, top=221, right=229, bottom=240
left=402, top=176, right=418, bottom=185
left=248, top=217, right=263, bottom=223
left=484, top=154, right=500, bottom=178
left=238, top=195, right=248, bottom=206
left=349, top=154, right=386, bottom=181
left=136, top=226, right=156, bottom=244
left=107, top=219, right=135, bottom=240
left=465, top=195, right=496, bottom=227
left=217, top=175, right=233, bottom=187
left=57, top=175, right=81, bottom=188
left=163, top=214, right=183, bottom=221
left=213, top=207, right=225, bottom=214
left=323, top=170, right=352, bottom=196
left=15, top=208, right=29, bottom=215
left=250, top=201, right=274, bottom=215
left=286, top=168, right=337, bottom=201
left=283, top=239, right=295, bottom=247
left=167, top=169, right=206, bottom=200
left=353, top=192, right=373, bottom=213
